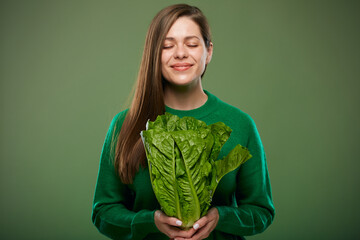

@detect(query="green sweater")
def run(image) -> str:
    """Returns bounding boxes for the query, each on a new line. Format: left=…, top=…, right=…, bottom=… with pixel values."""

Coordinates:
left=92, top=90, right=275, bottom=240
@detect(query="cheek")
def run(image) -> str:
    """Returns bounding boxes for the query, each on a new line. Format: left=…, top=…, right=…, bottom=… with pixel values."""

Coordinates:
left=161, top=51, right=172, bottom=65
left=193, top=49, right=207, bottom=65
left=201, top=54, right=207, bottom=65
left=161, top=55, right=166, bottom=72
left=197, top=53, right=208, bottom=71
left=161, top=53, right=171, bottom=77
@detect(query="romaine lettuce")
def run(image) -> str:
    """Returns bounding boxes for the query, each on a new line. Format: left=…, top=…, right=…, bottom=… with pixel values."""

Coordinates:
left=140, top=113, right=251, bottom=229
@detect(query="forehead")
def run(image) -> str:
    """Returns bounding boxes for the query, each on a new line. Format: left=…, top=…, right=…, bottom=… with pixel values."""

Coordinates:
left=165, top=16, right=202, bottom=38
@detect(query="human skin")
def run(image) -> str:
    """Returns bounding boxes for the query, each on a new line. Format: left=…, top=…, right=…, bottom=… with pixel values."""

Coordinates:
left=154, top=208, right=219, bottom=240
left=161, top=16, right=213, bottom=111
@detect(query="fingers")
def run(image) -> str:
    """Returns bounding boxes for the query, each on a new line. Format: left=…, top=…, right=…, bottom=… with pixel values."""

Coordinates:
left=181, top=220, right=212, bottom=240
left=172, top=228, right=196, bottom=240
left=155, top=208, right=219, bottom=240
left=167, top=217, right=183, bottom=227
left=155, top=210, right=183, bottom=227
left=191, top=224, right=211, bottom=240
left=154, top=210, right=195, bottom=239
left=192, top=215, right=208, bottom=231
left=198, top=208, right=219, bottom=227
left=185, top=208, right=219, bottom=240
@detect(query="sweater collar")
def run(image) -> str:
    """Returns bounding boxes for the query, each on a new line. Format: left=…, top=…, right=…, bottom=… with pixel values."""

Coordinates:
left=165, top=90, right=218, bottom=119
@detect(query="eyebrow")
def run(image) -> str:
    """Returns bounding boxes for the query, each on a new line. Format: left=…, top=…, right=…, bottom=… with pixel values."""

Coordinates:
left=164, top=36, right=200, bottom=41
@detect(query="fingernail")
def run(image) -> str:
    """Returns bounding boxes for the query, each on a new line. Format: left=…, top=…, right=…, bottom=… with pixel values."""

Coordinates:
left=176, top=220, right=182, bottom=226
left=193, top=223, right=199, bottom=230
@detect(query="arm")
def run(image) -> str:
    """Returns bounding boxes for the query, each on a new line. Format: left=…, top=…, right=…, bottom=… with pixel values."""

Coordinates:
left=91, top=112, right=160, bottom=239
left=214, top=118, right=275, bottom=236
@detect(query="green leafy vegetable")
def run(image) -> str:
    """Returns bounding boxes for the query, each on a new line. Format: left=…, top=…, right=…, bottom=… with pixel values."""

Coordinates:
left=140, top=113, right=252, bottom=228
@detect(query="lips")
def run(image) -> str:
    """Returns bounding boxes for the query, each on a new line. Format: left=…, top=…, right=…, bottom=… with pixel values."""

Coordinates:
left=171, top=63, right=193, bottom=71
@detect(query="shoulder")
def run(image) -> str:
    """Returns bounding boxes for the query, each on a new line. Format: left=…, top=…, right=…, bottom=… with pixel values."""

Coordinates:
left=206, top=92, right=262, bottom=154
left=210, top=92, right=255, bottom=129
left=208, top=93, right=261, bottom=144
left=111, top=109, right=129, bottom=126
left=106, top=109, right=129, bottom=137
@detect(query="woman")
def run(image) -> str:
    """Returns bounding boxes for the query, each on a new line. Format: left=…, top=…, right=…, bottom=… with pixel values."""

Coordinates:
left=92, top=4, right=275, bottom=240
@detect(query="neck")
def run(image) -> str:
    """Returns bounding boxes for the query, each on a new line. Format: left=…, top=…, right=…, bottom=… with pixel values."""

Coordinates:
left=164, top=81, right=208, bottom=110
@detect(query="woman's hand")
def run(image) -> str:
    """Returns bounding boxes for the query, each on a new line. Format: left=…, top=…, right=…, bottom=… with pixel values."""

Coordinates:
left=175, top=207, right=219, bottom=240
left=154, top=210, right=196, bottom=239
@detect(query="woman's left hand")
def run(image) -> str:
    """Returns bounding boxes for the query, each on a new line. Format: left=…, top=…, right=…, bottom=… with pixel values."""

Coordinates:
left=174, top=207, right=219, bottom=240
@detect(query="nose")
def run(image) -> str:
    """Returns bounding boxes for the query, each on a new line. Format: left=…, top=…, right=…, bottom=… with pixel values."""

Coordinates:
left=174, top=45, right=188, bottom=59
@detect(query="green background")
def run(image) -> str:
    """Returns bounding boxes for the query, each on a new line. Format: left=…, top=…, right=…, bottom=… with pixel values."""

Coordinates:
left=1, top=0, right=359, bottom=239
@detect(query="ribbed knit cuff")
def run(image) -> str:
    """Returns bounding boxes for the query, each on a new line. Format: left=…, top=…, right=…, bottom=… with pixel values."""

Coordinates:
left=131, top=209, right=161, bottom=238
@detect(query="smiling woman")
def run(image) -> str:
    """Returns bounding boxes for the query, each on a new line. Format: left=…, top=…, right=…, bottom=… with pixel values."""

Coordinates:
left=92, top=4, right=275, bottom=240
left=161, top=17, right=213, bottom=111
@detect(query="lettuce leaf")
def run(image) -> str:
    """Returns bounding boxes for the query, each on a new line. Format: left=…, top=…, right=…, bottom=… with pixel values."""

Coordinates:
left=141, top=113, right=252, bottom=228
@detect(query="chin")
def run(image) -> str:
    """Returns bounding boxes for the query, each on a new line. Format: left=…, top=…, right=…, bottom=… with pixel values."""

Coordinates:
left=165, top=76, right=200, bottom=87
left=170, top=80, right=197, bottom=88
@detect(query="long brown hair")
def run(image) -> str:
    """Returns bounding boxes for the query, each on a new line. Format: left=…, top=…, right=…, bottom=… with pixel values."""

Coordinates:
left=115, top=4, right=212, bottom=184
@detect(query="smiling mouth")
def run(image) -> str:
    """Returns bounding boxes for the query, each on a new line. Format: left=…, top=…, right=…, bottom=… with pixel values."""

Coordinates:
left=171, top=63, right=193, bottom=71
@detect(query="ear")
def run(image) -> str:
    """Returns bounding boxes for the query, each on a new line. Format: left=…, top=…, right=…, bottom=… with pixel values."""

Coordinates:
left=206, top=42, right=213, bottom=64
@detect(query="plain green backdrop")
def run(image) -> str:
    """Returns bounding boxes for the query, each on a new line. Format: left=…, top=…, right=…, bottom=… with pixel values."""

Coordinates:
left=1, top=0, right=359, bottom=239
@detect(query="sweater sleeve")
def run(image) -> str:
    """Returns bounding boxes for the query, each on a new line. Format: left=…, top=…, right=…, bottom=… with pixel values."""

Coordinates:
left=91, top=112, right=160, bottom=239
left=214, top=117, right=275, bottom=236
